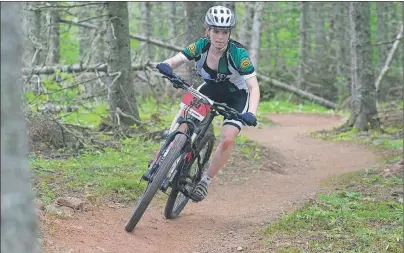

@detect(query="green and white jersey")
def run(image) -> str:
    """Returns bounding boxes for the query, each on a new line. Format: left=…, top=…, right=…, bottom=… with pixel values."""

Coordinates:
left=180, top=37, right=256, bottom=93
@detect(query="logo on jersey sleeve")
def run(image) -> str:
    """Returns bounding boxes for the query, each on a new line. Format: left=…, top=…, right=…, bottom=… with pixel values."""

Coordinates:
left=187, top=43, right=197, bottom=57
left=240, top=58, right=252, bottom=71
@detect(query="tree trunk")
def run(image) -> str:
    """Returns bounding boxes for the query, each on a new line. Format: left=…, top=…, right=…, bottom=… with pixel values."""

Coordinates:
left=154, top=4, right=166, bottom=61
left=376, top=3, right=389, bottom=69
left=328, top=2, right=349, bottom=100
left=249, top=2, right=264, bottom=69
left=78, top=6, right=92, bottom=64
left=78, top=4, right=106, bottom=65
left=335, top=2, right=351, bottom=79
left=93, top=4, right=107, bottom=65
left=314, top=3, right=327, bottom=63
left=139, top=2, right=153, bottom=61
left=184, top=2, right=211, bottom=43
left=297, top=1, right=309, bottom=90
left=348, top=2, right=379, bottom=130
left=183, top=2, right=212, bottom=85
left=334, top=3, right=348, bottom=78
left=168, top=3, right=177, bottom=45
left=22, top=2, right=42, bottom=67
left=216, top=1, right=235, bottom=11
left=106, top=2, right=140, bottom=126
left=46, top=4, right=60, bottom=65
left=262, top=5, right=271, bottom=68
left=1, top=3, right=39, bottom=253
left=272, top=5, right=280, bottom=68
left=238, top=2, right=253, bottom=46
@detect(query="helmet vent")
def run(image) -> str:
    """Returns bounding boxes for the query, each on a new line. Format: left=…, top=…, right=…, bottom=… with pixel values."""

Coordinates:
left=214, top=9, right=217, bottom=14
left=226, top=17, right=230, bottom=23
left=214, top=16, right=218, bottom=22
left=220, top=9, right=224, bottom=13
left=221, top=17, right=224, bottom=23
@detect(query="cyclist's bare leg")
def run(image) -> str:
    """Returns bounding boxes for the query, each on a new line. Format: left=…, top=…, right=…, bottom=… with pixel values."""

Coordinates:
left=206, top=124, right=239, bottom=178
left=171, top=110, right=239, bottom=175
left=193, top=124, right=239, bottom=201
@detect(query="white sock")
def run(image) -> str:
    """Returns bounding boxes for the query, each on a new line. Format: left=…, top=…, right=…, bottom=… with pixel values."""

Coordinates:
left=201, top=174, right=212, bottom=185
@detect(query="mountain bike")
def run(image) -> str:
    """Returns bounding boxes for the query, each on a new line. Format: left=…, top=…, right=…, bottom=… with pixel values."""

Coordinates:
left=125, top=65, right=251, bottom=232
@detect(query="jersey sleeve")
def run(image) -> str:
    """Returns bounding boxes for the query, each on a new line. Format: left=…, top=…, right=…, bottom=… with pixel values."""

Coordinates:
left=237, top=49, right=256, bottom=80
left=181, top=38, right=209, bottom=61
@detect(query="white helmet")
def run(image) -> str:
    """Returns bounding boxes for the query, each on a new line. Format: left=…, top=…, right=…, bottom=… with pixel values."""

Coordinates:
left=205, top=5, right=235, bottom=29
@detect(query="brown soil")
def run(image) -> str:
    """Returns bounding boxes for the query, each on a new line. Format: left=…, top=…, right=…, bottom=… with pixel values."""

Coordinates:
left=41, top=113, right=381, bottom=253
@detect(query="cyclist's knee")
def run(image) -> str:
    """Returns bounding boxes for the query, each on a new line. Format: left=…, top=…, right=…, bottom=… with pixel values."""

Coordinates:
left=219, top=137, right=235, bottom=150
left=219, top=132, right=237, bottom=150
left=219, top=125, right=239, bottom=150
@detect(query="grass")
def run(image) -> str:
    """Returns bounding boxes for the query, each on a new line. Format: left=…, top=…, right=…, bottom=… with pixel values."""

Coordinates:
left=310, top=100, right=403, bottom=152
left=264, top=169, right=403, bottom=253
left=258, top=100, right=339, bottom=115
left=312, top=126, right=403, bottom=152
left=30, top=137, right=160, bottom=203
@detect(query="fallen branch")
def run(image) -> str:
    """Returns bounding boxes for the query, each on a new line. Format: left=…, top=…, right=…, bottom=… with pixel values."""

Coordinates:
left=22, top=62, right=156, bottom=75
left=256, top=74, right=337, bottom=109
left=115, top=107, right=145, bottom=126
left=375, top=24, right=403, bottom=97
left=25, top=2, right=103, bottom=11
left=58, top=18, right=183, bottom=52
left=38, top=104, right=79, bottom=113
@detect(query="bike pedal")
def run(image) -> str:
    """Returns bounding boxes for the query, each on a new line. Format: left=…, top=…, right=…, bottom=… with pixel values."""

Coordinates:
left=183, top=185, right=201, bottom=203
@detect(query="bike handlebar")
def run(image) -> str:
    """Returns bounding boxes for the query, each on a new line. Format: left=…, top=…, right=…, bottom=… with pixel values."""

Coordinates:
left=159, top=69, right=248, bottom=125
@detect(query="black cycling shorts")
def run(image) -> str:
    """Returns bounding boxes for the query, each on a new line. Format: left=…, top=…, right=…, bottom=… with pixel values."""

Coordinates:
left=197, top=82, right=249, bottom=131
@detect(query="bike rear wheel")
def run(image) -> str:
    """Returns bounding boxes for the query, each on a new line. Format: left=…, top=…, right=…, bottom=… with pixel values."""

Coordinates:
left=125, top=134, right=187, bottom=232
left=164, top=133, right=215, bottom=219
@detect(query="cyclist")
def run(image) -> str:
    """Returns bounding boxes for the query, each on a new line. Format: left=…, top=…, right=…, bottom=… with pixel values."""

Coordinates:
left=156, top=5, right=260, bottom=202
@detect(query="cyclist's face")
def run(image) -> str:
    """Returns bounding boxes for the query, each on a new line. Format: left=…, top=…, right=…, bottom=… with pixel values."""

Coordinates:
left=208, top=28, right=230, bottom=49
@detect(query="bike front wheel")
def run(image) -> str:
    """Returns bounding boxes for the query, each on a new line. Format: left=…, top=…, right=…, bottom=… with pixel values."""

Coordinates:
left=125, top=134, right=187, bottom=232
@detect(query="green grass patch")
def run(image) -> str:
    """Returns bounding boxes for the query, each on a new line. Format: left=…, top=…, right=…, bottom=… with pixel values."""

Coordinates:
left=258, top=100, right=337, bottom=114
left=264, top=169, right=403, bottom=253
left=312, top=126, right=403, bottom=151
left=30, top=137, right=160, bottom=202
left=235, top=135, right=262, bottom=161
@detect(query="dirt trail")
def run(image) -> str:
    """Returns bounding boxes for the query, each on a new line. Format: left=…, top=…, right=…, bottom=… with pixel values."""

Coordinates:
left=42, top=113, right=380, bottom=253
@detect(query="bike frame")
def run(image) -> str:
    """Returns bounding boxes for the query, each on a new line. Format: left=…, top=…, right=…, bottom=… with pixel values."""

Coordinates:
left=156, top=97, right=217, bottom=194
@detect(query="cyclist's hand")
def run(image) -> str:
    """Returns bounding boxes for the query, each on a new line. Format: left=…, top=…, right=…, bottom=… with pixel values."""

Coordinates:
left=156, top=62, right=173, bottom=77
left=241, top=112, right=257, bottom=127
left=156, top=62, right=182, bottom=89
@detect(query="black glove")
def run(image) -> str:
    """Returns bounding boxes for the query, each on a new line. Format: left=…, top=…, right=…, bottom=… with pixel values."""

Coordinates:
left=156, top=62, right=173, bottom=77
left=241, top=112, right=257, bottom=127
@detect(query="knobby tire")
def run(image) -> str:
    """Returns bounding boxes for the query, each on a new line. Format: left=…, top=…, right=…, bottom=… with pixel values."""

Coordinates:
left=125, top=134, right=187, bottom=232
